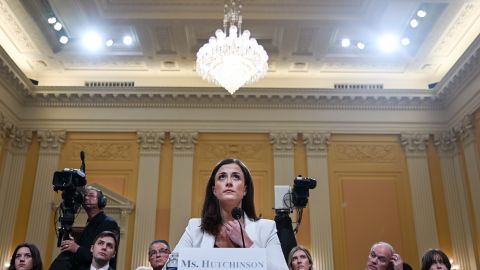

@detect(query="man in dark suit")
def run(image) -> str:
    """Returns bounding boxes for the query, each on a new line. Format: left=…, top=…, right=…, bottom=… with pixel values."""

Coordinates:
left=86, top=230, right=118, bottom=270
left=50, top=186, right=120, bottom=270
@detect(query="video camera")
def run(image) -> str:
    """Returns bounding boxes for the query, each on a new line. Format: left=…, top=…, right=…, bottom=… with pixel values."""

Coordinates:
left=52, top=151, right=87, bottom=247
left=273, top=175, right=317, bottom=261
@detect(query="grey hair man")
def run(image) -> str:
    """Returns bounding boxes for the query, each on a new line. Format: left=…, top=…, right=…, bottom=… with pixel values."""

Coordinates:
left=366, top=242, right=403, bottom=270
left=148, top=240, right=171, bottom=270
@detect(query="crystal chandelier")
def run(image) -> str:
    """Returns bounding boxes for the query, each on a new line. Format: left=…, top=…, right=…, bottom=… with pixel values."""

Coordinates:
left=196, top=0, right=268, bottom=94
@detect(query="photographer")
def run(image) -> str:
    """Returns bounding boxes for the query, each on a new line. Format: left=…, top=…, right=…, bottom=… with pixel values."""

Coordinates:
left=49, top=186, right=119, bottom=270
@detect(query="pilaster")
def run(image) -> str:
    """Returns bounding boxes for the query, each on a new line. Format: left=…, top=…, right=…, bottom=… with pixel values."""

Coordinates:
left=169, top=131, right=197, bottom=244
left=26, top=130, right=66, bottom=253
left=434, top=131, right=476, bottom=270
left=303, top=132, right=334, bottom=270
left=270, top=132, right=297, bottom=185
left=455, top=114, right=480, bottom=262
left=400, top=133, right=439, bottom=259
left=131, top=131, right=165, bottom=269
left=0, top=128, right=32, bottom=270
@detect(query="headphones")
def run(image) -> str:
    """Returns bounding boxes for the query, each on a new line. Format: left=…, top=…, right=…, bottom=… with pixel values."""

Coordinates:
left=85, top=186, right=108, bottom=209
left=96, top=189, right=107, bottom=209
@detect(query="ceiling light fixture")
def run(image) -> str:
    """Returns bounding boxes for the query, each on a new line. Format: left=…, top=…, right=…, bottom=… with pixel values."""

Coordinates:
left=59, top=36, right=69, bottom=44
left=417, top=10, right=427, bottom=18
left=410, top=19, right=419, bottom=28
left=401, top=37, right=410, bottom=46
left=47, top=17, right=57, bottom=24
left=341, top=38, right=351, bottom=48
left=379, top=34, right=399, bottom=53
left=196, top=0, right=268, bottom=94
left=105, top=39, right=114, bottom=47
left=357, top=42, right=365, bottom=50
left=53, top=22, right=63, bottom=31
left=122, top=35, right=133, bottom=46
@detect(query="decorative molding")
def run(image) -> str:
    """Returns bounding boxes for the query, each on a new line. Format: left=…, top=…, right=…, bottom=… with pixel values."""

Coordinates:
left=137, top=131, right=165, bottom=152
left=170, top=131, right=198, bottom=152
left=70, top=143, right=133, bottom=161
left=303, top=132, right=330, bottom=154
left=400, top=133, right=430, bottom=154
left=0, top=42, right=33, bottom=100
left=0, top=112, right=14, bottom=143
left=433, top=130, right=457, bottom=154
left=334, top=144, right=396, bottom=162
left=37, top=130, right=65, bottom=151
left=8, top=127, right=32, bottom=150
left=201, top=143, right=266, bottom=161
left=25, top=87, right=443, bottom=110
left=270, top=132, right=297, bottom=152
left=453, top=114, right=475, bottom=143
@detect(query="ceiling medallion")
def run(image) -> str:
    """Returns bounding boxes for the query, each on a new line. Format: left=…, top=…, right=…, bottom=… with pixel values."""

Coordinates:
left=196, top=0, right=268, bottom=94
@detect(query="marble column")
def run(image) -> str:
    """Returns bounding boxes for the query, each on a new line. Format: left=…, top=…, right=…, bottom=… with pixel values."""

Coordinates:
left=0, top=128, right=32, bottom=269
left=303, top=132, right=334, bottom=270
left=434, top=131, right=476, bottom=270
left=270, top=132, right=297, bottom=185
left=168, top=131, right=197, bottom=244
left=456, top=115, right=480, bottom=258
left=131, top=131, right=165, bottom=269
left=400, top=133, right=439, bottom=259
left=26, top=130, right=66, bottom=253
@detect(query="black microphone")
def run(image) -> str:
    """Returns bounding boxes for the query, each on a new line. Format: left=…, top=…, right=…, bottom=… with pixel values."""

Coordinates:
left=231, top=207, right=245, bottom=248
left=80, top=151, right=85, bottom=173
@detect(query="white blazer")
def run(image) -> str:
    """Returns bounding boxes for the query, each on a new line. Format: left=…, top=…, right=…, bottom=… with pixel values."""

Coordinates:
left=174, top=215, right=288, bottom=270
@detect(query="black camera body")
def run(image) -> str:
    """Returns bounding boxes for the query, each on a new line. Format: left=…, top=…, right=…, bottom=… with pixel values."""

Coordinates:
left=292, top=176, right=317, bottom=208
left=52, top=152, right=87, bottom=247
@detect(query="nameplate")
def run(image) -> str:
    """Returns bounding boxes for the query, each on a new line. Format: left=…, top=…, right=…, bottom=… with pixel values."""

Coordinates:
left=176, top=248, right=267, bottom=270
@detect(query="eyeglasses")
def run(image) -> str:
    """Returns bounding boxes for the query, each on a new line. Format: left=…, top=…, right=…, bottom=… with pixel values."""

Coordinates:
left=149, top=248, right=171, bottom=257
left=369, top=251, right=388, bottom=264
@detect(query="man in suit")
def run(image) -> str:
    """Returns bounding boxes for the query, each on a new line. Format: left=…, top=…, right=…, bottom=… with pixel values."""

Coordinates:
left=87, top=231, right=118, bottom=270
left=50, top=186, right=120, bottom=270
left=148, top=240, right=171, bottom=270
left=365, top=242, right=403, bottom=270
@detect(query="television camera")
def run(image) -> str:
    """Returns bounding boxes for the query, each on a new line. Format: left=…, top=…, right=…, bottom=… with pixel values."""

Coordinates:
left=52, top=151, right=87, bottom=247
left=274, top=176, right=317, bottom=260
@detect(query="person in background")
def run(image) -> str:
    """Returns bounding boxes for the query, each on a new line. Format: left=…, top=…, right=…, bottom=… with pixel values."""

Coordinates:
left=421, top=249, right=451, bottom=270
left=8, top=243, right=43, bottom=270
left=288, top=246, right=313, bottom=270
left=82, top=231, right=118, bottom=270
left=148, top=240, right=171, bottom=270
left=49, top=186, right=120, bottom=270
left=365, top=241, right=403, bottom=270
left=174, top=158, right=288, bottom=270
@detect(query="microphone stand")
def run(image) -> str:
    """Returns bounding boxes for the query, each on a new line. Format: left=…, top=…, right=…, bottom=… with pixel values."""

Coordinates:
left=232, top=207, right=246, bottom=248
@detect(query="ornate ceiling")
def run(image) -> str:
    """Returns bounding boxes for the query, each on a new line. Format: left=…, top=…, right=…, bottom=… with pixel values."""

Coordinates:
left=1, top=0, right=479, bottom=91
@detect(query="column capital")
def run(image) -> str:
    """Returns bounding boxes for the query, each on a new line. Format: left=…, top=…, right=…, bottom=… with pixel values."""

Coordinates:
left=1, top=112, right=13, bottom=144
left=270, top=132, right=297, bottom=152
left=454, top=114, right=475, bottom=144
left=400, top=133, right=429, bottom=155
left=303, top=132, right=330, bottom=154
left=37, top=130, right=66, bottom=152
left=137, top=131, right=165, bottom=153
left=434, top=130, right=457, bottom=155
left=8, top=128, right=32, bottom=151
left=170, top=131, right=198, bottom=152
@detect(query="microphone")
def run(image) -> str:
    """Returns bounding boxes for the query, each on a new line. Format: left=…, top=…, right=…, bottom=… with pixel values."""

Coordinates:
left=80, top=151, right=86, bottom=173
left=231, top=207, right=245, bottom=248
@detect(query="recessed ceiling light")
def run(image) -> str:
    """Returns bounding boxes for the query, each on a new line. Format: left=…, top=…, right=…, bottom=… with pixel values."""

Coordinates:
left=341, top=38, right=351, bottom=48
left=82, top=31, right=102, bottom=50
left=379, top=34, right=399, bottom=53
left=401, top=37, right=410, bottom=46
left=105, top=39, right=114, bottom=47
left=53, top=22, right=63, bottom=31
left=417, top=10, right=427, bottom=18
left=123, top=35, right=133, bottom=46
left=357, top=42, right=365, bottom=50
left=47, top=17, right=57, bottom=24
left=59, top=36, right=69, bottom=44
left=410, top=19, right=419, bottom=28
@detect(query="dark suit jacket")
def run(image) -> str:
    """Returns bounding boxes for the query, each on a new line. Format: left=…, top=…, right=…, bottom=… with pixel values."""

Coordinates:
left=49, top=211, right=120, bottom=270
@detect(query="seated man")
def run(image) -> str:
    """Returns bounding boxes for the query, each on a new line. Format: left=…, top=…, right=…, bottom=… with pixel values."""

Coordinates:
left=83, top=231, right=118, bottom=270
left=365, top=242, right=403, bottom=270
left=148, top=240, right=171, bottom=270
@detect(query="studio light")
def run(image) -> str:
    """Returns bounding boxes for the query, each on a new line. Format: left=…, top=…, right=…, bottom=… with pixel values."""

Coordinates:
left=82, top=31, right=102, bottom=50
left=379, top=34, right=399, bottom=53
left=356, top=42, right=365, bottom=50
left=59, top=36, right=69, bottom=44
left=401, top=37, right=410, bottom=46
left=53, top=22, right=63, bottom=31
left=417, top=10, right=427, bottom=18
left=47, top=17, right=57, bottom=24
left=341, top=38, right=351, bottom=48
left=410, top=19, right=419, bottom=28
left=122, top=35, right=133, bottom=46
left=105, top=39, right=114, bottom=47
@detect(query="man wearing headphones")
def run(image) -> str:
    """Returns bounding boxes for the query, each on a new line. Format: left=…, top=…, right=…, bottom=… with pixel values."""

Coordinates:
left=49, top=186, right=120, bottom=270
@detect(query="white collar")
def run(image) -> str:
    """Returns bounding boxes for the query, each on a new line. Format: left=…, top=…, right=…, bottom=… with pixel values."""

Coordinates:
left=90, top=263, right=110, bottom=270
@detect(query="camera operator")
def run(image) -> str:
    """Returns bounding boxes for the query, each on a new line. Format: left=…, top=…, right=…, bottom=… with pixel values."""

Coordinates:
left=49, top=186, right=120, bottom=270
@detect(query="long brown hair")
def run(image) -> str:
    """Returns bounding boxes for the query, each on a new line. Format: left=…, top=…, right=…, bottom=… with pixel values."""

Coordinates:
left=200, top=158, right=258, bottom=235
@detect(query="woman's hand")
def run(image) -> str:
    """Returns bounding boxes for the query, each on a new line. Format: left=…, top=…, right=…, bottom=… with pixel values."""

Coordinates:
left=224, top=220, right=253, bottom=247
